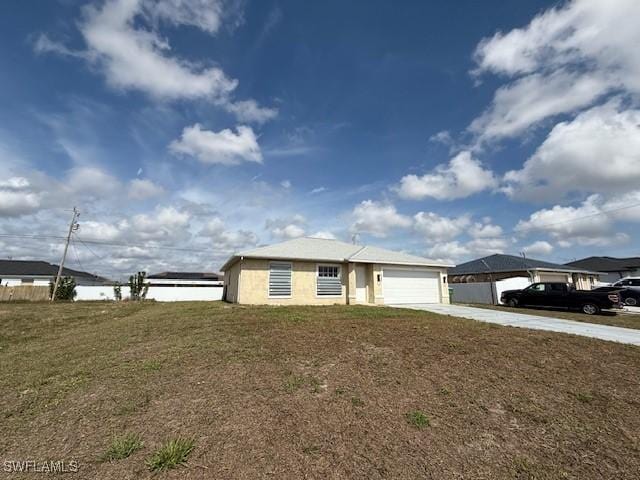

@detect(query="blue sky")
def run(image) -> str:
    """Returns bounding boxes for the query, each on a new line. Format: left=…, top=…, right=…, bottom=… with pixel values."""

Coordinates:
left=1, top=0, right=639, bottom=278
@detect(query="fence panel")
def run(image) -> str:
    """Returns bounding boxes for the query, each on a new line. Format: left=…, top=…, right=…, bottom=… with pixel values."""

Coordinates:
left=0, top=286, right=50, bottom=301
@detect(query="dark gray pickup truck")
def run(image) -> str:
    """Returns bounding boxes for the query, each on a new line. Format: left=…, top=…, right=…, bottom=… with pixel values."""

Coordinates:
left=500, top=282, right=622, bottom=315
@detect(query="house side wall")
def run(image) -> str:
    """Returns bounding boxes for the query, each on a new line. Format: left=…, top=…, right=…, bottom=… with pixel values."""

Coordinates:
left=224, top=260, right=241, bottom=303
left=237, top=258, right=348, bottom=305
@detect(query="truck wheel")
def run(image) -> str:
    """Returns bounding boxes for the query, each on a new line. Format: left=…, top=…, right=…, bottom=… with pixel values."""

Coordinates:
left=582, top=303, right=599, bottom=315
left=624, top=297, right=637, bottom=306
left=507, top=298, right=518, bottom=308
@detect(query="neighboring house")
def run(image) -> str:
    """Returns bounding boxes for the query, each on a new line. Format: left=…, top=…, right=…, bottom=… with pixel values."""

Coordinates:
left=146, top=271, right=223, bottom=286
left=0, top=259, right=110, bottom=286
left=448, top=254, right=600, bottom=305
left=565, top=257, right=640, bottom=284
left=220, top=237, right=452, bottom=305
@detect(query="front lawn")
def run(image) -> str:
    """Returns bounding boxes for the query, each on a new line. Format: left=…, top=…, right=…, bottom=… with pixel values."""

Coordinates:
left=1, top=302, right=639, bottom=479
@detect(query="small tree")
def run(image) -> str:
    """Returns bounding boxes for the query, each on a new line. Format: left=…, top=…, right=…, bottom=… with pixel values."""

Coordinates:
left=50, top=276, right=77, bottom=301
left=128, top=271, right=148, bottom=301
left=113, top=282, right=122, bottom=301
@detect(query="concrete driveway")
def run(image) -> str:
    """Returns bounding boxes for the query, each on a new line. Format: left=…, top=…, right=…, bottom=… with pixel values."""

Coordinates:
left=390, top=303, right=640, bottom=346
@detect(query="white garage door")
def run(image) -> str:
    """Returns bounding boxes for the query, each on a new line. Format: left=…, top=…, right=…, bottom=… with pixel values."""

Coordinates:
left=383, top=268, right=441, bottom=304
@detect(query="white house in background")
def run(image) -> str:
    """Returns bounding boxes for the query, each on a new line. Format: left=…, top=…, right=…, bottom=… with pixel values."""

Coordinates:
left=0, top=259, right=110, bottom=286
left=144, top=271, right=224, bottom=302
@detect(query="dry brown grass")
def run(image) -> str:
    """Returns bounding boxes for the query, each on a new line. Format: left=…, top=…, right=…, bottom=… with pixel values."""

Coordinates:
left=1, top=301, right=639, bottom=479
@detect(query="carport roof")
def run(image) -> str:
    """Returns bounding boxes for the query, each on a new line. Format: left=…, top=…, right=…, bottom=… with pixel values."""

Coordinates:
left=449, top=254, right=598, bottom=276
left=220, top=237, right=452, bottom=271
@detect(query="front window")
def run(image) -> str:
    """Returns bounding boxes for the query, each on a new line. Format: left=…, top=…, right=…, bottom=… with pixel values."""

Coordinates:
left=317, top=265, right=341, bottom=296
left=527, top=283, right=545, bottom=292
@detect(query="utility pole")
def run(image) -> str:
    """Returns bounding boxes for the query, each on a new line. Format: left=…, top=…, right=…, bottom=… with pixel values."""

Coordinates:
left=51, top=207, right=80, bottom=301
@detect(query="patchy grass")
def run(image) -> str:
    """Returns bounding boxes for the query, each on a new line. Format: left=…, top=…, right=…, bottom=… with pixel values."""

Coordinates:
left=147, top=438, right=195, bottom=471
left=468, top=303, right=640, bottom=329
left=101, top=433, right=144, bottom=462
left=1, top=301, right=640, bottom=479
left=406, top=410, right=430, bottom=429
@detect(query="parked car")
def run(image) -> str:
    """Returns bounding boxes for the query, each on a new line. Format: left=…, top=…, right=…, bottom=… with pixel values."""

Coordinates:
left=500, top=282, right=622, bottom=315
left=593, top=285, right=640, bottom=306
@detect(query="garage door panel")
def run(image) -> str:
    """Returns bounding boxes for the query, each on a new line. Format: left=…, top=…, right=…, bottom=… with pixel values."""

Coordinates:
left=383, top=268, right=440, bottom=304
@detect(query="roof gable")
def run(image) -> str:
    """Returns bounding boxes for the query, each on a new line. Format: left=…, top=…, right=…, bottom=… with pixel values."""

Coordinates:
left=450, top=254, right=595, bottom=275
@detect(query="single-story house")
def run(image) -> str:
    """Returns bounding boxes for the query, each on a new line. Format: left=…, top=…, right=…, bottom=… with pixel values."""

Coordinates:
left=0, top=259, right=110, bottom=286
left=220, top=237, right=452, bottom=305
left=565, top=256, right=640, bottom=284
left=449, top=254, right=600, bottom=289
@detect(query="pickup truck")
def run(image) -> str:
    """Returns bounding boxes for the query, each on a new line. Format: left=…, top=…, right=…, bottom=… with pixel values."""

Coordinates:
left=500, top=282, right=622, bottom=315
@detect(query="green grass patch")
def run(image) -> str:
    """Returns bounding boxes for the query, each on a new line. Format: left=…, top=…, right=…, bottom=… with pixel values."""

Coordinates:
left=351, top=396, right=364, bottom=407
left=100, top=433, right=144, bottom=461
left=147, top=438, right=195, bottom=471
left=406, top=410, right=430, bottom=429
left=575, top=392, right=594, bottom=404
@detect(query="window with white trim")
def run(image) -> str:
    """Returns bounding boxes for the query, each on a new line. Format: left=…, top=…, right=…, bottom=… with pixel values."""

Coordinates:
left=317, top=265, right=341, bottom=296
left=269, top=263, right=292, bottom=297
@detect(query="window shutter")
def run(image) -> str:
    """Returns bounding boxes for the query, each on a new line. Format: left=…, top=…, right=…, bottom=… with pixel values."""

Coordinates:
left=317, top=266, right=342, bottom=296
left=269, top=263, right=291, bottom=296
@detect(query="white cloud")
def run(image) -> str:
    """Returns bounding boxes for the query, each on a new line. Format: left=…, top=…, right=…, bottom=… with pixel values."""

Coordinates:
left=128, top=178, right=164, bottom=199
left=169, top=124, right=262, bottom=166
left=396, top=151, right=497, bottom=200
left=202, top=217, right=258, bottom=251
left=66, top=166, right=121, bottom=197
left=266, top=215, right=307, bottom=240
left=468, top=221, right=503, bottom=239
left=310, top=186, right=326, bottom=194
left=350, top=200, right=411, bottom=238
left=469, top=70, right=611, bottom=142
left=413, top=212, right=470, bottom=242
left=280, top=179, right=292, bottom=189
left=514, top=195, right=627, bottom=246
left=224, top=100, right=278, bottom=124
left=466, top=237, right=509, bottom=256
left=0, top=187, right=41, bottom=217
left=472, top=0, right=640, bottom=143
left=309, top=230, right=336, bottom=240
left=36, top=0, right=275, bottom=122
left=427, top=241, right=470, bottom=262
left=132, top=206, right=191, bottom=241
left=504, top=102, right=640, bottom=201
left=522, top=240, right=554, bottom=257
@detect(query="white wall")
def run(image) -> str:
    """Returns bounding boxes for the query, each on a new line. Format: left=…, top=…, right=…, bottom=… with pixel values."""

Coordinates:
left=145, top=286, right=223, bottom=302
left=495, top=277, right=532, bottom=304
left=75, top=285, right=223, bottom=302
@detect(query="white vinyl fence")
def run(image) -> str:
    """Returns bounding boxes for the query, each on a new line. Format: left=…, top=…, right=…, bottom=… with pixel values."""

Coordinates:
left=450, top=276, right=532, bottom=305
left=75, top=285, right=224, bottom=302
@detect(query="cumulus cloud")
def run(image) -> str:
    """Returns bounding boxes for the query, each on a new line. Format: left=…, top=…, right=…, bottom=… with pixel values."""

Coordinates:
left=128, top=178, right=164, bottom=199
left=202, top=217, right=258, bottom=251
left=471, top=0, right=640, bottom=143
left=35, top=0, right=275, bottom=122
left=468, top=221, right=503, bottom=239
left=0, top=177, right=41, bottom=217
left=266, top=215, right=307, bottom=240
left=514, top=195, right=632, bottom=246
left=522, top=240, right=554, bottom=257
left=169, top=124, right=262, bottom=166
left=503, top=101, right=640, bottom=201
left=413, top=212, right=470, bottom=242
left=396, top=151, right=497, bottom=200
left=66, top=166, right=121, bottom=197
left=309, top=230, right=336, bottom=240
left=350, top=200, right=411, bottom=237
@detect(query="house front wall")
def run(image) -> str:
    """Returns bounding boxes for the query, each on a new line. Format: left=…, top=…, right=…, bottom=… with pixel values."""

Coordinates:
left=237, top=258, right=349, bottom=305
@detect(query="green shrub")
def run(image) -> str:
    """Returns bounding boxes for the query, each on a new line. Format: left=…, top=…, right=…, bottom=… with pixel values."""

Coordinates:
left=147, top=438, right=195, bottom=471
left=406, top=410, right=430, bottom=429
left=101, top=433, right=143, bottom=461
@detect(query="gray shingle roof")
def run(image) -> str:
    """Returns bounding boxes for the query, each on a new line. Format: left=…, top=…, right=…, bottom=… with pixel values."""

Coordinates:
left=449, top=254, right=597, bottom=276
left=565, top=256, right=640, bottom=272
left=221, top=237, right=451, bottom=271
left=0, top=259, right=110, bottom=282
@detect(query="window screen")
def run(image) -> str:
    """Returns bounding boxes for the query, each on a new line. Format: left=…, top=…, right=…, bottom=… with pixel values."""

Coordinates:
left=317, top=266, right=341, bottom=296
left=269, top=263, right=291, bottom=297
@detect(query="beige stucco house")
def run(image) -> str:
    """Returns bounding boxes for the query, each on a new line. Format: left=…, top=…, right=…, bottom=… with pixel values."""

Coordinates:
left=220, top=237, right=452, bottom=305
